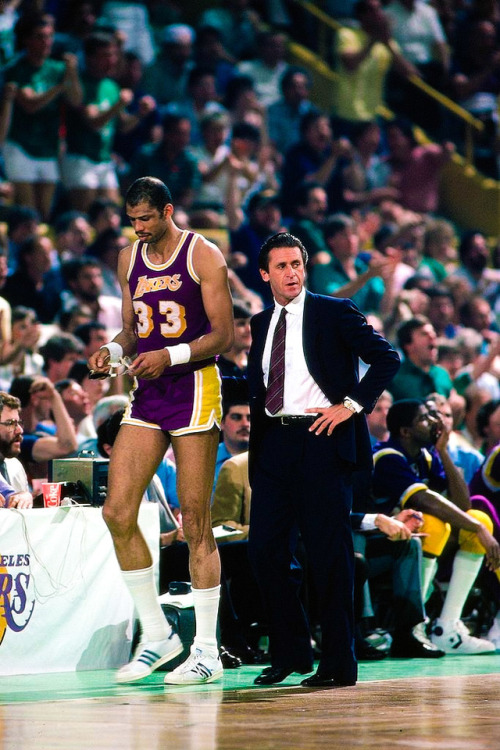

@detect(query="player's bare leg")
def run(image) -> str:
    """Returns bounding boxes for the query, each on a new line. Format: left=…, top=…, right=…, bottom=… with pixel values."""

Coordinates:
left=164, top=427, right=223, bottom=685
left=104, top=424, right=183, bottom=682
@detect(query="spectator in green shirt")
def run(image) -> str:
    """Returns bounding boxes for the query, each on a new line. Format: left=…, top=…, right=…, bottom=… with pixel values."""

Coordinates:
left=389, top=315, right=454, bottom=401
left=61, top=31, right=134, bottom=213
left=2, top=12, right=82, bottom=221
left=307, top=212, right=398, bottom=316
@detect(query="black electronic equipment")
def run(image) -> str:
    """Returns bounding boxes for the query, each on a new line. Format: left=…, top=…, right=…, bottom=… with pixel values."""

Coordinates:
left=49, top=454, right=109, bottom=506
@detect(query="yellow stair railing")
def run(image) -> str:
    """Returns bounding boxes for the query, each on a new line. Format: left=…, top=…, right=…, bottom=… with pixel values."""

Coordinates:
left=286, top=0, right=500, bottom=234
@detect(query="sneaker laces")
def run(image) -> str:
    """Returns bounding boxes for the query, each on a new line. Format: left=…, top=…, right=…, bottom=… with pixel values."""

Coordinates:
left=177, top=647, right=218, bottom=675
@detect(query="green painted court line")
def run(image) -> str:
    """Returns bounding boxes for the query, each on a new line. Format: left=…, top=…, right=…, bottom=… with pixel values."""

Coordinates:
left=2, top=656, right=500, bottom=705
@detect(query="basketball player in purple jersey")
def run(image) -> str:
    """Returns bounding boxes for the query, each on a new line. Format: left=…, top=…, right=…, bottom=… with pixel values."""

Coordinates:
left=88, top=177, right=234, bottom=685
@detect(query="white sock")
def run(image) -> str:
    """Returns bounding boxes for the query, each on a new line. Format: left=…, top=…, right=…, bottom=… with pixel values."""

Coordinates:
left=439, top=551, right=484, bottom=624
left=122, top=565, right=170, bottom=642
left=421, top=556, right=438, bottom=603
left=192, top=584, right=220, bottom=652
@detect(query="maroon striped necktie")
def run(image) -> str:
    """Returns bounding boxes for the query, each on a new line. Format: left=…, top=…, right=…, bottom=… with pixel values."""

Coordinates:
left=265, top=308, right=287, bottom=414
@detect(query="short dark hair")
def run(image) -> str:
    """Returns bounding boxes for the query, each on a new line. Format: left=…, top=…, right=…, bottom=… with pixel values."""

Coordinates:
left=476, top=399, right=500, bottom=438
left=223, top=75, right=254, bottom=110
left=11, top=306, right=38, bottom=324
left=293, top=181, right=323, bottom=209
left=7, top=205, right=40, bottom=235
left=299, top=111, right=324, bottom=139
left=39, top=333, right=83, bottom=366
left=386, top=399, right=424, bottom=437
left=61, top=256, right=101, bottom=285
left=9, top=376, right=35, bottom=408
left=87, top=198, right=121, bottom=224
left=459, top=295, right=490, bottom=328
left=323, top=213, right=355, bottom=241
left=458, top=229, right=485, bottom=264
left=14, top=11, right=53, bottom=50
left=279, top=65, right=311, bottom=94
left=258, top=232, right=308, bottom=272
left=17, top=235, right=41, bottom=270
left=54, top=378, right=76, bottom=396
left=231, top=121, right=260, bottom=143
left=84, top=30, right=115, bottom=58
left=221, top=377, right=249, bottom=418
left=97, top=408, right=125, bottom=456
left=425, top=285, right=454, bottom=303
left=89, top=227, right=124, bottom=259
left=68, top=360, right=92, bottom=385
left=54, top=210, right=88, bottom=235
left=125, top=177, right=173, bottom=213
left=232, top=302, right=251, bottom=320
left=73, top=321, right=107, bottom=346
left=396, top=316, right=430, bottom=354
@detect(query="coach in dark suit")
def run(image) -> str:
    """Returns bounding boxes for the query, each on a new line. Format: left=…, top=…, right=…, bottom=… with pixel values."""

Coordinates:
left=247, top=232, right=400, bottom=687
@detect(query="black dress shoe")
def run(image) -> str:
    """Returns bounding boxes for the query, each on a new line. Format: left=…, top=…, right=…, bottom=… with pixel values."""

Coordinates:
left=301, top=673, right=356, bottom=688
left=219, top=646, right=242, bottom=669
left=230, top=644, right=268, bottom=665
left=254, top=665, right=312, bottom=685
left=355, top=639, right=388, bottom=661
left=391, top=633, right=445, bottom=659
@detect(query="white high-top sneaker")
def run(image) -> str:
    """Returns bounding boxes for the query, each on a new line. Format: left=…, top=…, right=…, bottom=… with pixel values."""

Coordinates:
left=431, top=619, right=495, bottom=655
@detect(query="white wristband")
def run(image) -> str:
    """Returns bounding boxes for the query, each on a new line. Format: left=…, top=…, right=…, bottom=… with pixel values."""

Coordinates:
left=100, top=342, right=123, bottom=363
left=165, top=343, right=191, bottom=366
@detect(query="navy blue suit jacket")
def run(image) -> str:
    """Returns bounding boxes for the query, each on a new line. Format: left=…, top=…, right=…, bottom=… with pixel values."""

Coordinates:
left=247, top=291, right=400, bottom=476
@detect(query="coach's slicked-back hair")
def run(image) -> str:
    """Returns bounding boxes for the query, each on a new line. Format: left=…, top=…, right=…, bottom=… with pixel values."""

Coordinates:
left=125, top=177, right=173, bottom=213
left=258, top=232, right=308, bottom=272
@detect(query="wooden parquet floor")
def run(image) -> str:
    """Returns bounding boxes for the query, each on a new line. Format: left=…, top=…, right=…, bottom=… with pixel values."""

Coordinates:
left=2, top=659, right=500, bottom=750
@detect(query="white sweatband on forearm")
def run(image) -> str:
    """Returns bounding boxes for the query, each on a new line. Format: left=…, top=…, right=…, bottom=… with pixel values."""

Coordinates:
left=165, top=343, right=191, bottom=366
left=100, top=342, right=123, bottom=363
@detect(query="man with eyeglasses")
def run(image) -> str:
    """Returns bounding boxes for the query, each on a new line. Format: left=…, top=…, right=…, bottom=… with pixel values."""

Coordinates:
left=0, top=391, right=33, bottom=508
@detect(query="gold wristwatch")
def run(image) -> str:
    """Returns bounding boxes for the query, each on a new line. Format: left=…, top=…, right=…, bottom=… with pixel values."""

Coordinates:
left=343, top=397, right=359, bottom=413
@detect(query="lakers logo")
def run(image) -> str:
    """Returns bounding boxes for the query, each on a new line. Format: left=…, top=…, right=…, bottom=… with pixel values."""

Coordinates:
left=0, top=553, right=35, bottom=646
left=133, top=274, right=182, bottom=299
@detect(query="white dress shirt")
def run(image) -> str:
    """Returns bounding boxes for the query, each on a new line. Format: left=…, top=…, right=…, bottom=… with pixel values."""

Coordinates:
left=262, top=289, right=331, bottom=416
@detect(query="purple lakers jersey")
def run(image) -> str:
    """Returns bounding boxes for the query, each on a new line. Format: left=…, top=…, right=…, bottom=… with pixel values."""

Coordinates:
left=127, top=231, right=214, bottom=375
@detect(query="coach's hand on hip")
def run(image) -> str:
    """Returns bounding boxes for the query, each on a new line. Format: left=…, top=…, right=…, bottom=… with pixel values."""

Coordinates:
left=305, top=404, right=355, bottom=436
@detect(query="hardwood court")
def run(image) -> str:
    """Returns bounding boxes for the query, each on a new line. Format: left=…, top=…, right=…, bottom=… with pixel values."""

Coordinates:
left=2, top=658, right=500, bottom=750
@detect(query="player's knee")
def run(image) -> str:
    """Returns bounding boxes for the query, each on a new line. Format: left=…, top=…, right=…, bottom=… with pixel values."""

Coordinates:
left=459, top=509, right=494, bottom=554
left=181, top=506, right=211, bottom=547
left=102, top=498, right=136, bottom=539
left=420, top=513, right=451, bottom=557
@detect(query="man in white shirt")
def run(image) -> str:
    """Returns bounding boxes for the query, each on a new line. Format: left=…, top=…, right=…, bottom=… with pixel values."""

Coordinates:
left=247, top=231, right=400, bottom=687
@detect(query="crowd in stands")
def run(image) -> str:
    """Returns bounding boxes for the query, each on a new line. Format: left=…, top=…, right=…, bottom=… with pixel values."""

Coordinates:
left=4, top=0, right=500, bottom=666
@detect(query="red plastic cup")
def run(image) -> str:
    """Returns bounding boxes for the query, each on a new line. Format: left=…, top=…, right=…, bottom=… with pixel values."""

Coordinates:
left=41, top=482, right=61, bottom=508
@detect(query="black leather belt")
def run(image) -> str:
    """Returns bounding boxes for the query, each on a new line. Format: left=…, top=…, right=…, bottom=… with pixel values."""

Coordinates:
left=276, top=415, right=317, bottom=426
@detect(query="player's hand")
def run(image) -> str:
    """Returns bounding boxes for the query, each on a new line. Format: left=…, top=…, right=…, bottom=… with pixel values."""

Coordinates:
left=127, top=350, right=169, bottom=379
left=88, top=347, right=112, bottom=378
left=305, top=404, right=353, bottom=436
left=477, top=525, right=500, bottom=571
left=8, top=492, right=33, bottom=509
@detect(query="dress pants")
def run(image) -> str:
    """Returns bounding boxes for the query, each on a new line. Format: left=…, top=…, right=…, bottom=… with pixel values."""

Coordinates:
left=249, top=419, right=357, bottom=683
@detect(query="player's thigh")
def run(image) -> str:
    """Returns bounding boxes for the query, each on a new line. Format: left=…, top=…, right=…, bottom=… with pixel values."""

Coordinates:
left=106, top=424, right=169, bottom=515
left=171, top=427, right=219, bottom=514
